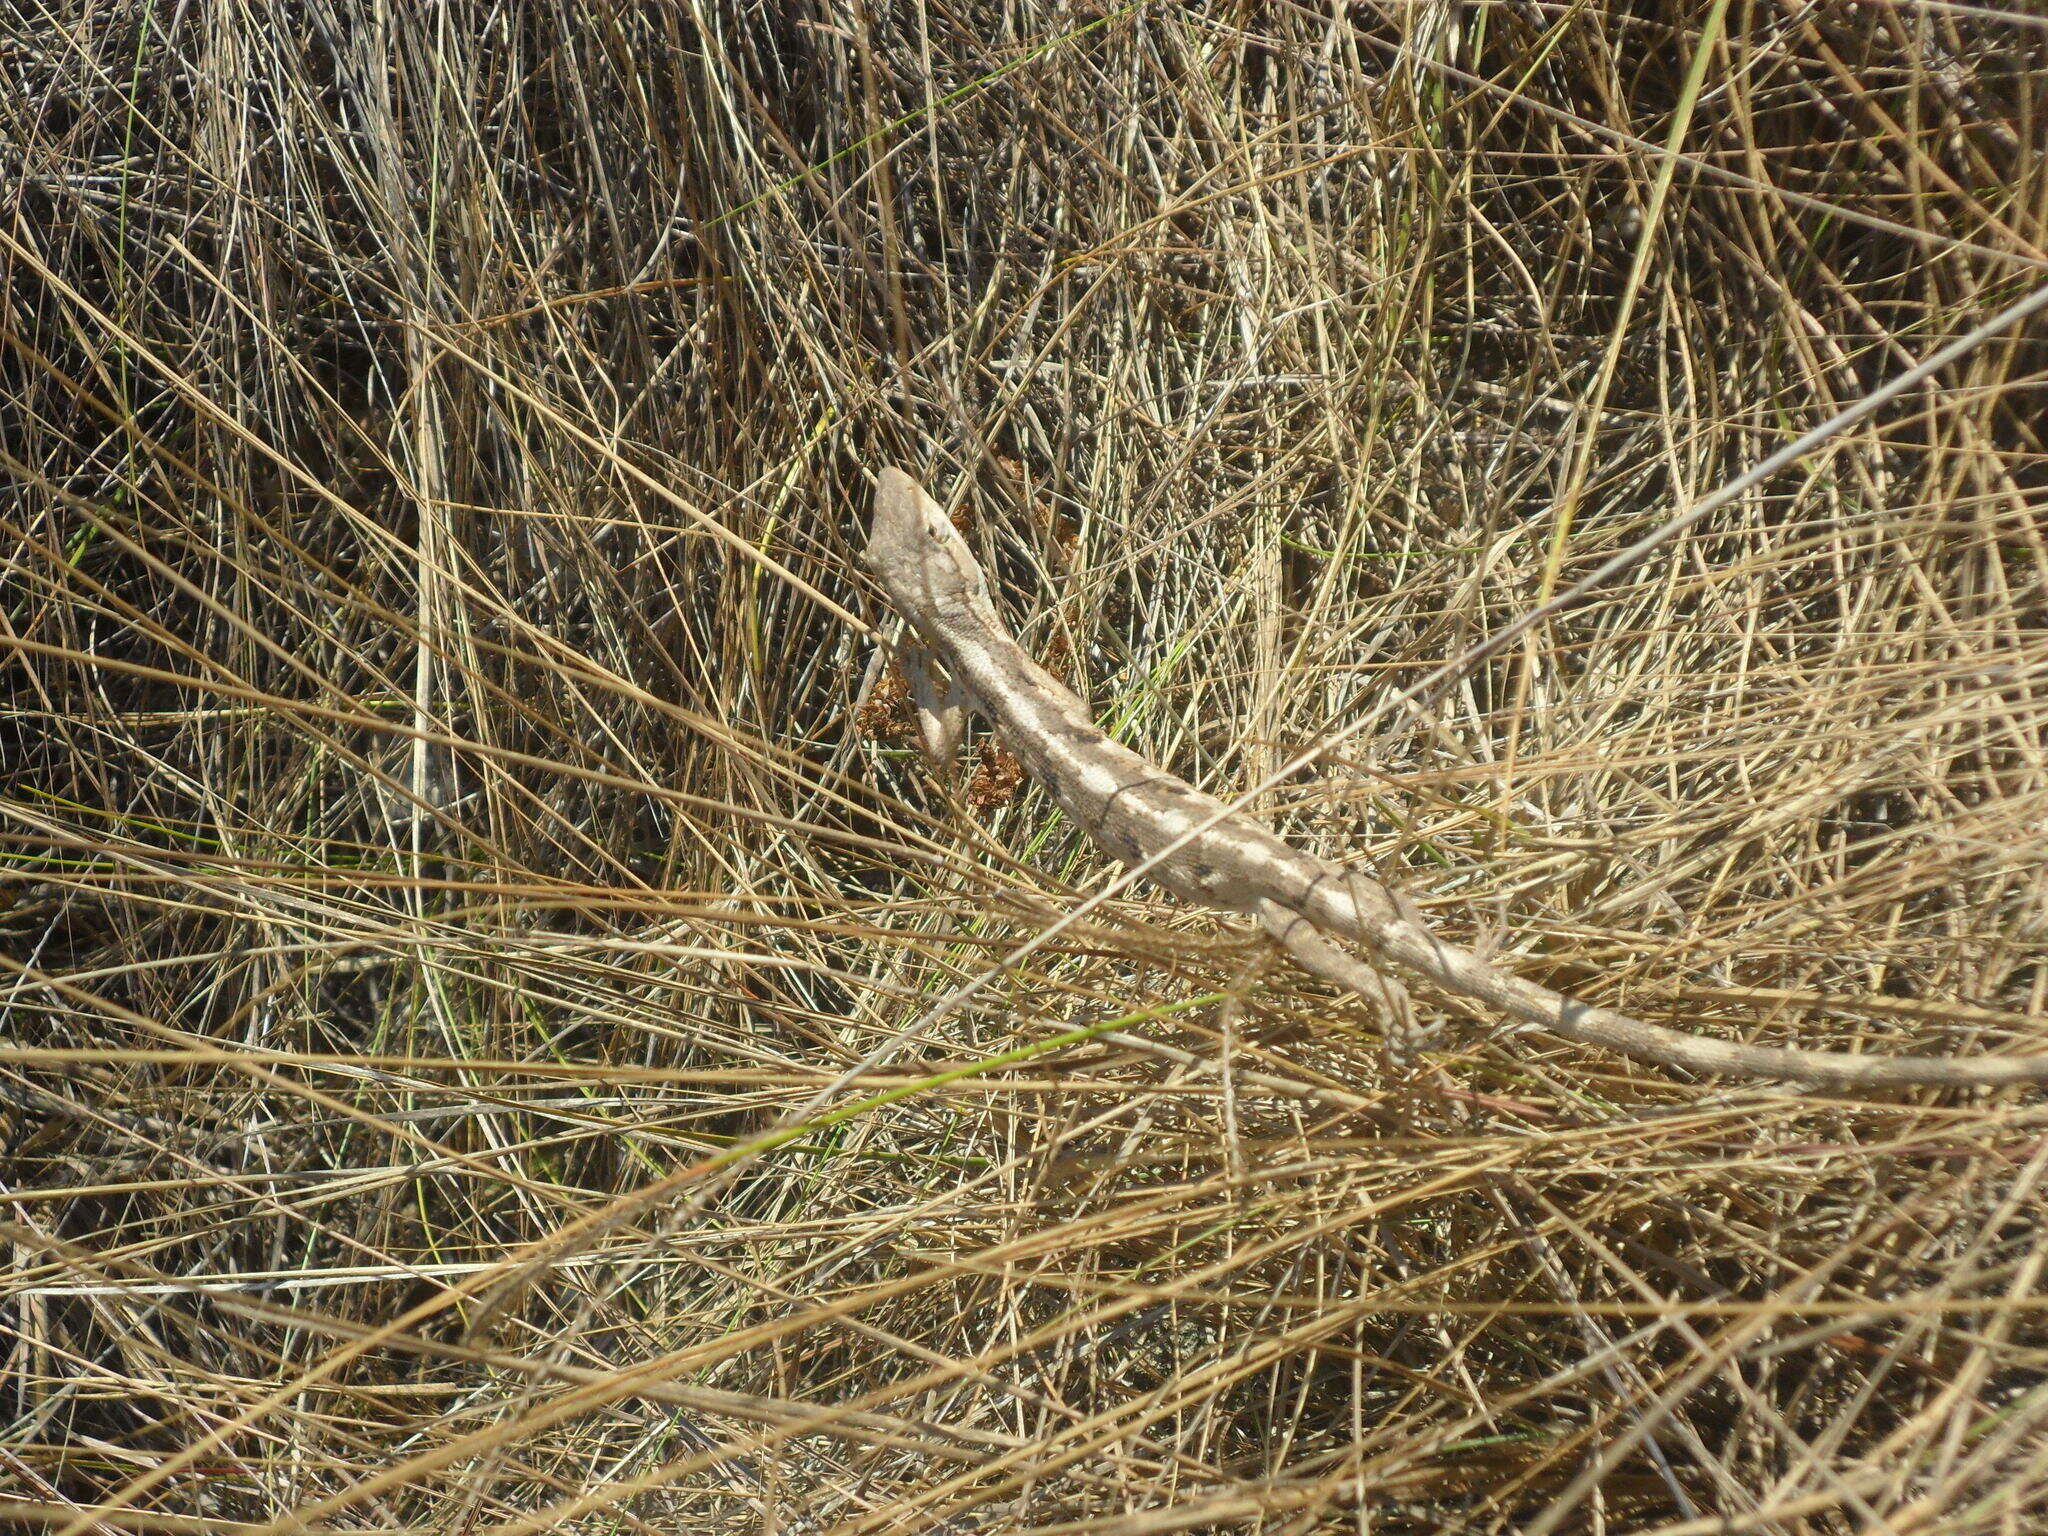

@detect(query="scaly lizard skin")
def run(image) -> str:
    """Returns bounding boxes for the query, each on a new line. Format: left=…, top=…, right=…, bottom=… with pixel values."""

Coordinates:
left=865, top=467, right=2048, bottom=1089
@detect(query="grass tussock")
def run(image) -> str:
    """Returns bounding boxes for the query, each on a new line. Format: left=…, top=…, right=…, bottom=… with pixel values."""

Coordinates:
left=3, top=2, right=2047, bottom=1531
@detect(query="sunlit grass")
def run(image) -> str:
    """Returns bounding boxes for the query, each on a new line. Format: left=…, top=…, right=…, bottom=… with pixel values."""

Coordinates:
left=2, top=3, right=2045, bottom=1533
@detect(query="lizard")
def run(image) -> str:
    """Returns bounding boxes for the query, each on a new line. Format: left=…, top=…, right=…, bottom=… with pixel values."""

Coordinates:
left=864, top=466, right=2048, bottom=1090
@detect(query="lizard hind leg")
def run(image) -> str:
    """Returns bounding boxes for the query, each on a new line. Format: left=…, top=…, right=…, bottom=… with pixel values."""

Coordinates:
left=1253, top=897, right=1435, bottom=1067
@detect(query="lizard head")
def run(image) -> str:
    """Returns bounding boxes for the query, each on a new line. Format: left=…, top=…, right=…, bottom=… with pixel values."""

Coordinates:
left=865, top=467, right=995, bottom=620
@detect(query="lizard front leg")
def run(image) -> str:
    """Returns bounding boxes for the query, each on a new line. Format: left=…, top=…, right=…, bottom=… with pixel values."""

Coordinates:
left=900, top=642, right=969, bottom=769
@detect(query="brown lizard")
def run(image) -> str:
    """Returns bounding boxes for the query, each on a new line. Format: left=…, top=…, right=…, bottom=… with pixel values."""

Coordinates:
left=864, top=467, right=2048, bottom=1090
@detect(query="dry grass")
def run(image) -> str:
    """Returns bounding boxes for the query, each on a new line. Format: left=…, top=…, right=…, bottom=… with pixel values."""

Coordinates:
left=3, top=2, right=2047, bottom=1531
